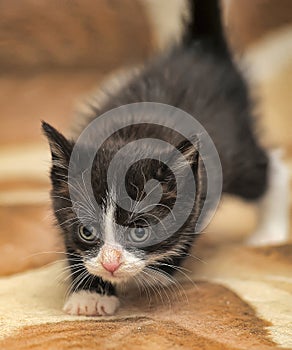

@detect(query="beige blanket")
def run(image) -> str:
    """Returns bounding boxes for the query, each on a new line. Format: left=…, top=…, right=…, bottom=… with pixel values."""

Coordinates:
left=0, top=234, right=291, bottom=349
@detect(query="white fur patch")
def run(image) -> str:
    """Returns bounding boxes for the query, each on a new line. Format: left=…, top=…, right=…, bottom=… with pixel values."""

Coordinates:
left=247, top=149, right=290, bottom=246
left=85, top=248, right=146, bottom=284
left=63, top=290, right=120, bottom=316
left=84, top=191, right=146, bottom=284
left=103, top=199, right=116, bottom=244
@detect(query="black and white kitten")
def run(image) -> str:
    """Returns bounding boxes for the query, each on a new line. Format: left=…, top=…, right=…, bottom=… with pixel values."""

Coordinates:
left=43, top=0, right=289, bottom=316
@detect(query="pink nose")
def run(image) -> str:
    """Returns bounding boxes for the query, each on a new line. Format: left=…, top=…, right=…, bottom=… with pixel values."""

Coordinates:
left=101, top=261, right=121, bottom=273
left=100, top=246, right=122, bottom=273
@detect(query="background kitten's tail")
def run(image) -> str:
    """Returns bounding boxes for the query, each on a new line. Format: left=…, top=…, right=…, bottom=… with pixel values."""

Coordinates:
left=183, top=0, right=229, bottom=56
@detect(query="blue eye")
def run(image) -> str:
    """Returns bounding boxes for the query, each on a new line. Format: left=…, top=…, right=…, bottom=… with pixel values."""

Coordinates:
left=129, top=227, right=151, bottom=243
left=78, top=225, right=98, bottom=242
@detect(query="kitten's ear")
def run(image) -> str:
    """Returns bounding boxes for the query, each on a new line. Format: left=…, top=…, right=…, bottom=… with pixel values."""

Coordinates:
left=157, top=136, right=205, bottom=212
left=172, top=137, right=199, bottom=171
left=42, top=121, right=72, bottom=170
left=158, top=136, right=199, bottom=179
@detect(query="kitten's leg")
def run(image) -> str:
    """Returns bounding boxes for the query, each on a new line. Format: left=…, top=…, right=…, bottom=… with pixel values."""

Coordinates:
left=63, top=265, right=120, bottom=316
left=247, top=149, right=290, bottom=246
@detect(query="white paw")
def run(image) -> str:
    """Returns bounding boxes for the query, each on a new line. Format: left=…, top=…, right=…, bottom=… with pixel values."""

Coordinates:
left=63, top=290, right=120, bottom=316
left=96, top=294, right=120, bottom=315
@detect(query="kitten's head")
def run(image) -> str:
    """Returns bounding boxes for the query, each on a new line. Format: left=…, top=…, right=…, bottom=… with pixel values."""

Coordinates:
left=42, top=121, right=206, bottom=285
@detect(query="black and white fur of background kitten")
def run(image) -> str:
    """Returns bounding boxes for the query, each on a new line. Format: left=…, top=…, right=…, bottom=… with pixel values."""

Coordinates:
left=42, top=0, right=289, bottom=316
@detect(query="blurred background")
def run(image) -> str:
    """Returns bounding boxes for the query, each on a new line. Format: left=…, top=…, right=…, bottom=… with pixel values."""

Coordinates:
left=0, top=0, right=291, bottom=275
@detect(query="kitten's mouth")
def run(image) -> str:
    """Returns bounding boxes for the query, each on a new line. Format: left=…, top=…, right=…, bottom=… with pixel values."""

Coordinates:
left=85, top=250, right=146, bottom=284
left=101, top=265, right=125, bottom=281
left=99, top=270, right=131, bottom=284
left=85, top=262, right=130, bottom=284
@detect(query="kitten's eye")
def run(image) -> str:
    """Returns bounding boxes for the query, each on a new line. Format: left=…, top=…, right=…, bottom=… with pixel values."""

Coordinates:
left=129, top=227, right=151, bottom=243
left=78, top=225, right=98, bottom=243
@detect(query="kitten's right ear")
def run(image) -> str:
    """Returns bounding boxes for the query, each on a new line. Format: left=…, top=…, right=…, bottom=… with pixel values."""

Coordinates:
left=42, top=121, right=72, bottom=169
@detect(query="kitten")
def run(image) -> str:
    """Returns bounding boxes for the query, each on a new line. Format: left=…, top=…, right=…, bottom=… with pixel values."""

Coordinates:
left=42, top=0, right=288, bottom=316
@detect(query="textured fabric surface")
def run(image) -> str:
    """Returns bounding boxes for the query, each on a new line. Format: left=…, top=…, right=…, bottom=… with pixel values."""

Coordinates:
left=0, top=238, right=291, bottom=349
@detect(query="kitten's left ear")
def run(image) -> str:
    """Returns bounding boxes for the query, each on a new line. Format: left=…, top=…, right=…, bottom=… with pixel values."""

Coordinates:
left=157, top=136, right=205, bottom=213
left=42, top=121, right=73, bottom=169
left=156, top=136, right=202, bottom=193
left=173, top=137, right=199, bottom=171
left=158, top=136, right=199, bottom=178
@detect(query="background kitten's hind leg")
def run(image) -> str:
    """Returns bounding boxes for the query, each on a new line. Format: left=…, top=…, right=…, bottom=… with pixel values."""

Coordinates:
left=247, top=149, right=290, bottom=246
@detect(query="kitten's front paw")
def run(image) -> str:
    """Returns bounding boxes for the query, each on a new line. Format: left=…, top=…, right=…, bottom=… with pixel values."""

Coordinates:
left=63, top=290, right=120, bottom=316
left=96, top=294, right=120, bottom=316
